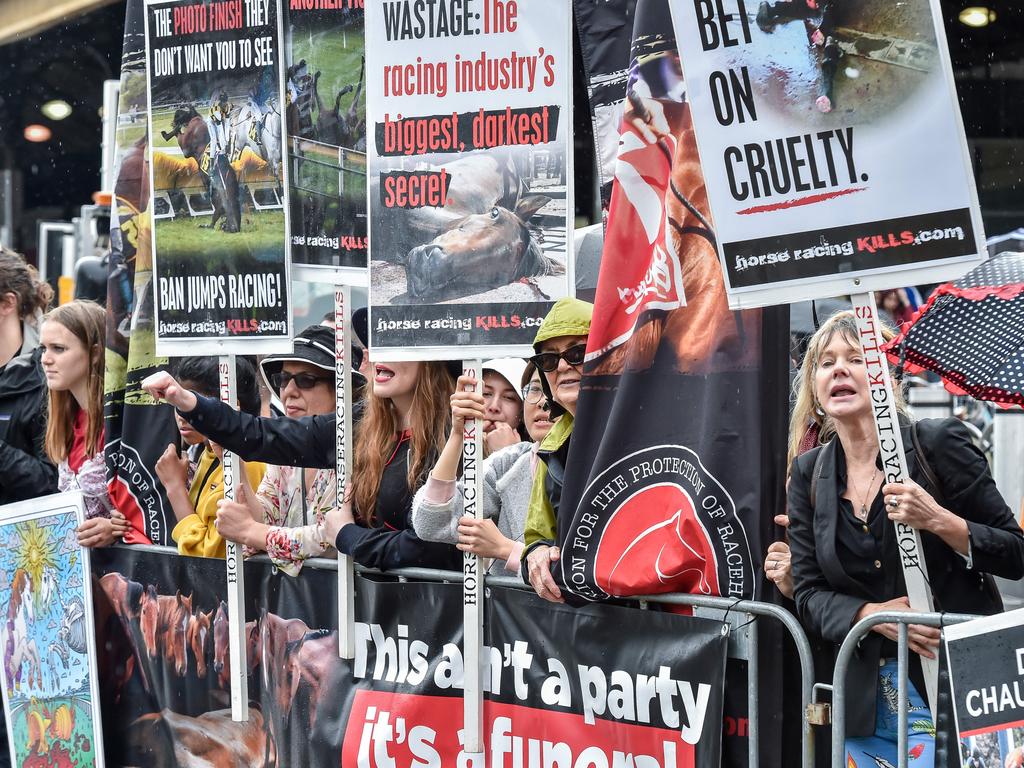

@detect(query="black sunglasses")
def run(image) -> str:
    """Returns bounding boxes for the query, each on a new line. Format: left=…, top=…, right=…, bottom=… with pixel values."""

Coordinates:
left=271, top=371, right=333, bottom=391
left=530, top=343, right=587, bottom=373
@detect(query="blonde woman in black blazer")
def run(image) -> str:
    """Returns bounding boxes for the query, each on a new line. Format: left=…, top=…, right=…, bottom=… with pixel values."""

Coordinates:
left=785, top=311, right=1024, bottom=764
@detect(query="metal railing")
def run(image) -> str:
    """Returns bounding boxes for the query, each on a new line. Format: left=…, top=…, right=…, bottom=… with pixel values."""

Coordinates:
left=107, top=544, right=817, bottom=768
left=826, top=610, right=978, bottom=768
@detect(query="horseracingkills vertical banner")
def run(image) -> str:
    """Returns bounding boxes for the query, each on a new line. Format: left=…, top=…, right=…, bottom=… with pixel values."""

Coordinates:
left=365, top=0, right=574, bottom=359
left=668, top=0, right=985, bottom=308
left=285, top=1, right=367, bottom=283
left=144, top=0, right=293, bottom=354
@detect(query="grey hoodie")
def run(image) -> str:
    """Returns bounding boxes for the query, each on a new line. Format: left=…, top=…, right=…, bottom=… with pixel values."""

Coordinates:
left=412, top=441, right=535, bottom=575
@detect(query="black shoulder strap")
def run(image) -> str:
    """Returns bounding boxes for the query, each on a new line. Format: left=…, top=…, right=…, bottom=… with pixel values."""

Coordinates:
left=910, top=422, right=945, bottom=505
left=809, top=446, right=827, bottom=509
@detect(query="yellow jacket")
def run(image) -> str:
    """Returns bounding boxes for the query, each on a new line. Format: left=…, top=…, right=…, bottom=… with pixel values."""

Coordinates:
left=172, top=447, right=266, bottom=558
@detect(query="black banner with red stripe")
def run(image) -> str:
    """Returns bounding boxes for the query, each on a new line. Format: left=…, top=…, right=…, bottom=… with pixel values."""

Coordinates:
left=91, top=547, right=727, bottom=767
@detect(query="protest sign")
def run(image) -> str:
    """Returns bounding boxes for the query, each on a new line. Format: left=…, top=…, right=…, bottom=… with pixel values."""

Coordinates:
left=365, top=0, right=574, bottom=359
left=946, top=608, right=1024, bottom=766
left=91, top=547, right=728, bottom=768
left=668, top=0, right=986, bottom=309
left=0, top=492, right=105, bottom=768
left=144, top=0, right=292, bottom=354
left=285, top=1, right=368, bottom=284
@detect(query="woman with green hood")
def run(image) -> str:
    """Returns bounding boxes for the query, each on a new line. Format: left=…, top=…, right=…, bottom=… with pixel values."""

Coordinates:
left=521, top=297, right=593, bottom=602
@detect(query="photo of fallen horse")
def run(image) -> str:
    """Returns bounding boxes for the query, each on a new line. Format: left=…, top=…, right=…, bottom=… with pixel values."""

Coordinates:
left=370, top=147, right=569, bottom=305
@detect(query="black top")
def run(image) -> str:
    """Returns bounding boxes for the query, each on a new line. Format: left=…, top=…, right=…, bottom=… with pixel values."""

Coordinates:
left=834, top=456, right=888, bottom=598
left=182, top=394, right=460, bottom=571
left=0, top=337, right=57, bottom=504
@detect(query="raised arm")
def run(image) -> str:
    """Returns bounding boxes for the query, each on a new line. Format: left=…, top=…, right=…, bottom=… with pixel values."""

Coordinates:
left=143, top=371, right=334, bottom=468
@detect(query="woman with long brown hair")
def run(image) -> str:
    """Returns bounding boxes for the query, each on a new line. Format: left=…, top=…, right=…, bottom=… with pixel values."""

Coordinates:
left=0, top=247, right=57, bottom=504
left=142, top=359, right=460, bottom=569
left=41, top=300, right=132, bottom=547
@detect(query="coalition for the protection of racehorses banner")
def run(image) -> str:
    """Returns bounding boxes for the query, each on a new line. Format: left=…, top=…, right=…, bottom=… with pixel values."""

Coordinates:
left=569, top=0, right=788, bottom=762
left=144, top=0, right=292, bottom=354
left=945, top=608, right=1024, bottom=767
left=105, top=0, right=179, bottom=546
left=365, top=0, right=574, bottom=359
left=91, top=547, right=728, bottom=767
left=666, top=0, right=985, bottom=309
left=285, top=1, right=367, bottom=283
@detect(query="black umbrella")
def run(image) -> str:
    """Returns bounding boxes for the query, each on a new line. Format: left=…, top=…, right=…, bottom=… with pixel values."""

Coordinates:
left=884, top=251, right=1024, bottom=407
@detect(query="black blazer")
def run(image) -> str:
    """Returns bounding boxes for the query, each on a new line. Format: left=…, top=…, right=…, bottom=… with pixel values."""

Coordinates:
left=788, top=418, right=1024, bottom=735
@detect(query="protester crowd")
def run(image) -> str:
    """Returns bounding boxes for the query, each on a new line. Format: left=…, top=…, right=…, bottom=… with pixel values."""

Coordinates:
left=2, top=242, right=1022, bottom=766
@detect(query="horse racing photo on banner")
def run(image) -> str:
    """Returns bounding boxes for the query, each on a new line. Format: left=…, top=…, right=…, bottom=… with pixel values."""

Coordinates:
left=0, top=492, right=104, bottom=768
left=144, top=0, right=292, bottom=353
left=285, top=3, right=367, bottom=281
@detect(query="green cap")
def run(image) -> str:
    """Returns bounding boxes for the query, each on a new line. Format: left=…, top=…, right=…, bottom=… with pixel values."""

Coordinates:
left=533, top=297, right=594, bottom=351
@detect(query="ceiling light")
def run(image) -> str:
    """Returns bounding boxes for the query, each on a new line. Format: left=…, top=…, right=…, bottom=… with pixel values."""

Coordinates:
left=41, top=99, right=72, bottom=120
left=959, top=7, right=996, bottom=27
left=24, top=124, right=52, bottom=142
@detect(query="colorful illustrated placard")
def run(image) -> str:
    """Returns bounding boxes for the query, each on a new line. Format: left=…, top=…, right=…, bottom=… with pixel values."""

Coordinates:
left=669, top=0, right=986, bottom=308
left=144, top=0, right=292, bottom=354
left=0, top=492, right=104, bottom=768
left=365, top=0, right=575, bottom=359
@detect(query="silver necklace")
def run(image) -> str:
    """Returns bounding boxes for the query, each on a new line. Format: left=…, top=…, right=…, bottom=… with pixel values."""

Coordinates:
left=849, top=465, right=880, bottom=521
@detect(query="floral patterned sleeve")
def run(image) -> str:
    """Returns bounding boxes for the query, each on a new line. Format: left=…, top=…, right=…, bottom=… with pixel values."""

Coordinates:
left=264, top=469, right=337, bottom=577
left=242, top=464, right=289, bottom=560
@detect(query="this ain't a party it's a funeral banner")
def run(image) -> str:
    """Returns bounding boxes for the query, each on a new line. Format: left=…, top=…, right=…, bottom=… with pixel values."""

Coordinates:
left=144, top=0, right=292, bottom=354
left=91, top=547, right=727, bottom=768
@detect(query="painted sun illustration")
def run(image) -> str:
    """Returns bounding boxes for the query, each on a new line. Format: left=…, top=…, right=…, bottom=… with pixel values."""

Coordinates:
left=14, top=521, right=58, bottom=610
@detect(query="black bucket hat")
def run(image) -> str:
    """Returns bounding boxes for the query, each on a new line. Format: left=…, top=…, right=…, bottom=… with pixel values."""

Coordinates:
left=259, top=324, right=337, bottom=393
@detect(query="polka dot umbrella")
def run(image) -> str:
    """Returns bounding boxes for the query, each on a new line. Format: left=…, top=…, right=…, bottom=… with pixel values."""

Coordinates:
left=883, top=251, right=1024, bottom=407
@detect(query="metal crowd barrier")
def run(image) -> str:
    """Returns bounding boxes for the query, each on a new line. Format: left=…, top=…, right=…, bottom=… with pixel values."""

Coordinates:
left=109, top=544, right=818, bottom=768
left=825, top=610, right=978, bottom=768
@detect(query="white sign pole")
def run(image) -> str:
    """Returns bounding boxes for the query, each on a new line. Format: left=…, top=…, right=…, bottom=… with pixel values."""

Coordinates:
left=851, top=293, right=938, bottom=708
left=461, top=359, right=485, bottom=753
left=218, top=355, right=248, bottom=722
left=335, top=286, right=356, bottom=658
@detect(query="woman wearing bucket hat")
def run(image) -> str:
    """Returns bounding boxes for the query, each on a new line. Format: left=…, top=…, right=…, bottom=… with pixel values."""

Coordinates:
left=412, top=360, right=555, bottom=575
left=520, top=297, right=593, bottom=602
left=212, top=324, right=342, bottom=575
left=143, top=356, right=462, bottom=570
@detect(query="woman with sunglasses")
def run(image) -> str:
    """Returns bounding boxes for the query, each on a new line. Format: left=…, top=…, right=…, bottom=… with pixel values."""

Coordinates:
left=520, top=297, right=593, bottom=602
left=413, top=361, right=555, bottom=574
left=213, top=325, right=342, bottom=575
left=143, top=357, right=461, bottom=570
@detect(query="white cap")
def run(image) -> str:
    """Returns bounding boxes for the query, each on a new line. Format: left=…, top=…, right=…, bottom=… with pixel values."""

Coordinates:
left=483, top=358, right=529, bottom=398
